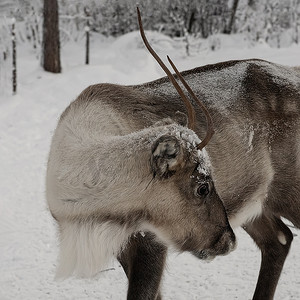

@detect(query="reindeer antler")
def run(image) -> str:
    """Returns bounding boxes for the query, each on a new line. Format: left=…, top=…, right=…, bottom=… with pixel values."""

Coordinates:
left=137, top=7, right=214, bottom=149
left=137, top=7, right=196, bottom=131
left=167, top=56, right=214, bottom=150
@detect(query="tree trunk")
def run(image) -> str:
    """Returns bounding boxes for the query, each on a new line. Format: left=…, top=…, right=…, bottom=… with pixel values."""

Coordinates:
left=42, top=0, right=61, bottom=73
left=12, top=19, right=17, bottom=95
left=85, top=20, right=90, bottom=65
left=187, top=10, right=196, bottom=34
left=224, top=0, right=240, bottom=34
left=84, top=7, right=90, bottom=65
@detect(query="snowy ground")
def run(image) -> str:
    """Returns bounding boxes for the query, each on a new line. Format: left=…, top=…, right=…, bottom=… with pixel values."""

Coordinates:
left=1, top=31, right=300, bottom=300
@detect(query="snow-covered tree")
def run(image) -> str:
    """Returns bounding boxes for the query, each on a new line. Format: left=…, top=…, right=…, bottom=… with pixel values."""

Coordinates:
left=234, top=0, right=300, bottom=47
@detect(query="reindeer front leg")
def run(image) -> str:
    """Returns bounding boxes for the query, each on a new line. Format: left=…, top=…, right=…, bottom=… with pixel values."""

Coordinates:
left=244, top=214, right=293, bottom=300
left=118, top=233, right=167, bottom=300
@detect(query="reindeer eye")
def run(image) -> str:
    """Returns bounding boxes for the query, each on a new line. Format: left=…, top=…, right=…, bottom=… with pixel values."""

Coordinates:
left=197, top=183, right=209, bottom=197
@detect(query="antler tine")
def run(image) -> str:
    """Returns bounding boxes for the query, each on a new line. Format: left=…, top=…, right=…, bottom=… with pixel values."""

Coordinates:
left=167, top=55, right=214, bottom=150
left=137, top=7, right=196, bottom=131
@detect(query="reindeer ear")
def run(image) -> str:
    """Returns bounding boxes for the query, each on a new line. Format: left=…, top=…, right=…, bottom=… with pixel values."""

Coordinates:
left=150, top=135, right=184, bottom=179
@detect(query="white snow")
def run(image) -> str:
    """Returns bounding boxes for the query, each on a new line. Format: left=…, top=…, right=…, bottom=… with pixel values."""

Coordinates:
left=1, top=31, right=300, bottom=300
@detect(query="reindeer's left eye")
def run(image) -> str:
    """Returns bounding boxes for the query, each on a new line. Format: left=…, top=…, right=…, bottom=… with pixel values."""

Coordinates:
left=197, top=183, right=210, bottom=197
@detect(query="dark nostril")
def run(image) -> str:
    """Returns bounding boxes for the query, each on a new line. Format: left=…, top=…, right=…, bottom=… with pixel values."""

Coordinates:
left=226, top=230, right=237, bottom=251
left=220, top=227, right=236, bottom=248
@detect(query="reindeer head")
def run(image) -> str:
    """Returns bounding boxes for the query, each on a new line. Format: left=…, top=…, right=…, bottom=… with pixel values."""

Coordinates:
left=132, top=122, right=234, bottom=260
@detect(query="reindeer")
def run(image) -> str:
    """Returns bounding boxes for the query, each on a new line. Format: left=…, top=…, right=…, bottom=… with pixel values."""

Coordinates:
left=46, top=7, right=236, bottom=299
left=47, top=7, right=300, bottom=300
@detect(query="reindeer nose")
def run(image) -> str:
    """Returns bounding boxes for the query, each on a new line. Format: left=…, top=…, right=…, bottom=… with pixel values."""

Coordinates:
left=209, top=226, right=236, bottom=257
left=220, top=227, right=236, bottom=254
left=193, top=226, right=236, bottom=261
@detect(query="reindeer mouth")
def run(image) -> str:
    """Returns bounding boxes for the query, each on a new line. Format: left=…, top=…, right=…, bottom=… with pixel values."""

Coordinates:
left=192, top=228, right=236, bottom=261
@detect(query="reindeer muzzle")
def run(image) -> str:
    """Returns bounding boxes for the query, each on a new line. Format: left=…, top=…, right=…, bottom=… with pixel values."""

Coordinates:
left=193, top=227, right=236, bottom=261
